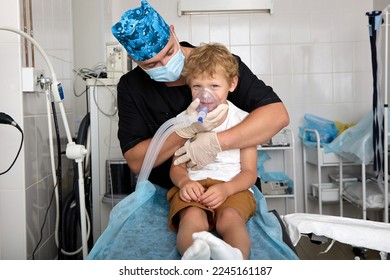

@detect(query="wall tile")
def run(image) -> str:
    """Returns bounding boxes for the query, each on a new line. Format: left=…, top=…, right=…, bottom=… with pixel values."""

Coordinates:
left=310, top=13, right=332, bottom=43
left=250, top=14, right=271, bottom=45
left=36, top=115, right=52, bottom=181
left=353, top=41, right=372, bottom=72
left=310, top=0, right=339, bottom=12
left=331, top=13, right=355, bottom=42
left=270, top=13, right=291, bottom=44
left=24, top=117, right=38, bottom=188
left=229, top=14, right=250, bottom=45
left=333, top=73, right=354, bottom=103
left=303, top=73, right=333, bottom=104
left=332, top=43, right=354, bottom=72
left=250, top=45, right=271, bottom=75
left=291, top=74, right=305, bottom=104
left=272, top=44, right=292, bottom=74
left=354, top=71, right=373, bottom=103
left=291, top=44, right=311, bottom=73
left=190, top=15, right=210, bottom=45
left=290, top=13, right=311, bottom=44
left=210, top=15, right=230, bottom=45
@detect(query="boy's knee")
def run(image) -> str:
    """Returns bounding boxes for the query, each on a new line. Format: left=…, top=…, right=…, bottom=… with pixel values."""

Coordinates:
left=180, top=207, right=209, bottom=228
left=216, top=208, right=243, bottom=230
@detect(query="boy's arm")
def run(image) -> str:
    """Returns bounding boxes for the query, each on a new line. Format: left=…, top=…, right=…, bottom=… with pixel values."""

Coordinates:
left=170, top=157, right=191, bottom=189
left=170, top=157, right=205, bottom=202
left=223, top=145, right=258, bottom=195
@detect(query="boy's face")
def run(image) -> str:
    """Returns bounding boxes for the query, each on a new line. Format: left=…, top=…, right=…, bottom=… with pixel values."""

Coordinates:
left=189, top=71, right=238, bottom=111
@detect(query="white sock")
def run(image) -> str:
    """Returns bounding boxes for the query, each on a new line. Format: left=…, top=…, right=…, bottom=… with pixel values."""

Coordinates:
left=181, top=238, right=211, bottom=260
left=192, top=231, right=243, bottom=260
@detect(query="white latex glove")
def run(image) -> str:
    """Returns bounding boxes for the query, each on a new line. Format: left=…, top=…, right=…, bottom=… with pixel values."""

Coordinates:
left=175, top=99, right=228, bottom=139
left=174, top=132, right=221, bottom=170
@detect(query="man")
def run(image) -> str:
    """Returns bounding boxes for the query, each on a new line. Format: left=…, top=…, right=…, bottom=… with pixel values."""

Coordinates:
left=112, top=0, right=289, bottom=189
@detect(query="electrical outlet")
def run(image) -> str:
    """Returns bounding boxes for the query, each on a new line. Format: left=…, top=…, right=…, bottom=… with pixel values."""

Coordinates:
left=21, top=67, right=45, bottom=93
left=106, top=42, right=128, bottom=78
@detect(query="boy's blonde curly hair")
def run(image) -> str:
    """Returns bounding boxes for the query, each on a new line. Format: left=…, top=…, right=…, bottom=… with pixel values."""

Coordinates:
left=182, top=43, right=239, bottom=86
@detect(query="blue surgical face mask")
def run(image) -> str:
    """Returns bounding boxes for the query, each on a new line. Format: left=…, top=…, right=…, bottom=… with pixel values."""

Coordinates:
left=144, top=40, right=185, bottom=82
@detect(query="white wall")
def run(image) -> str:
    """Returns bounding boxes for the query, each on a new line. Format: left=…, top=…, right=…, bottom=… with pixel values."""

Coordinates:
left=0, top=0, right=74, bottom=259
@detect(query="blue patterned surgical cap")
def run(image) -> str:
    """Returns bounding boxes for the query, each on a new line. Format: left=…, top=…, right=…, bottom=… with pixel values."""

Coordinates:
left=112, top=0, right=170, bottom=61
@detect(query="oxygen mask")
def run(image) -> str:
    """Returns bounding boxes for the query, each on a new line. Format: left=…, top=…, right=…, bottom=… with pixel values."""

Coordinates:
left=195, top=88, right=219, bottom=123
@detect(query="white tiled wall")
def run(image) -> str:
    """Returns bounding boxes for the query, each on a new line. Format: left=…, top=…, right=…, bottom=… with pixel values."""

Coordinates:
left=0, top=0, right=74, bottom=259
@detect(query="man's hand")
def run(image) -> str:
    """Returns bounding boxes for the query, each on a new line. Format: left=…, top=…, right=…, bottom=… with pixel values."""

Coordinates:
left=175, top=100, right=228, bottom=139
left=174, top=132, right=221, bottom=170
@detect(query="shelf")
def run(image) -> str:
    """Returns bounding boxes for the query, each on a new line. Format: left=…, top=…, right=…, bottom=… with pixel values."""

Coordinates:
left=257, top=128, right=297, bottom=214
left=302, top=127, right=368, bottom=216
left=264, top=194, right=295, bottom=199
left=257, top=145, right=293, bottom=151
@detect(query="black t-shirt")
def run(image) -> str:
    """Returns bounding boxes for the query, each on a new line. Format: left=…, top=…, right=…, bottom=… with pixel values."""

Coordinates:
left=117, top=42, right=282, bottom=188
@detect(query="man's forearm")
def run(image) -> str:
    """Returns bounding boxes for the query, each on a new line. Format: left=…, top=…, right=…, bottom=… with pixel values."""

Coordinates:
left=124, top=132, right=187, bottom=174
left=217, top=102, right=290, bottom=151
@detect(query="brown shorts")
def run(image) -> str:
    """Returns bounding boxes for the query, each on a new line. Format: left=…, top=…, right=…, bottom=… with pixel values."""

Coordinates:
left=167, top=178, right=256, bottom=232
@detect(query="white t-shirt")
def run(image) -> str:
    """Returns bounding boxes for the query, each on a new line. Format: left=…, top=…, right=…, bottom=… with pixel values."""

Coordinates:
left=186, top=100, right=248, bottom=181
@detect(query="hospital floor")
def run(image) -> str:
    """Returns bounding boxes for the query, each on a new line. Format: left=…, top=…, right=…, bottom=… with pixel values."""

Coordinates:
left=295, top=235, right=390, bottom=260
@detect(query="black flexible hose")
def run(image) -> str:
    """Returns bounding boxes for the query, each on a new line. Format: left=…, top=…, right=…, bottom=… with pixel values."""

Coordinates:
left=51, top=101, right=63, bottom=260
left=61, top=191, right=74, bottom=254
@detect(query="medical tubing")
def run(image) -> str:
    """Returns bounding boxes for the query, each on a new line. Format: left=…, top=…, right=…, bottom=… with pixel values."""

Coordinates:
left=136, top=114, right=197, bottom=185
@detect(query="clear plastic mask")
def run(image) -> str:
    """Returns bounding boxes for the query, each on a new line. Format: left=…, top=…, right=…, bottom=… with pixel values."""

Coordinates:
left=194, top=88, right=220, bottom=122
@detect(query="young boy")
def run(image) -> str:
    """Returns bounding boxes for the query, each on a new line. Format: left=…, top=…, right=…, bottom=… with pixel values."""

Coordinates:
left=168, top=43, right=258, bottom=260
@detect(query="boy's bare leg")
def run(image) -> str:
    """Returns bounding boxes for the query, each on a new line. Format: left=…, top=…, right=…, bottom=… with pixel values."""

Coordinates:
left=193, top=208, right=250, bottom=260
left=177, top=207, right=210, bottom=259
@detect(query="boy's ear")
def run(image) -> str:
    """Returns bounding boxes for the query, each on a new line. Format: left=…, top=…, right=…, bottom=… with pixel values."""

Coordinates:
left=229, top=76, right=239, bottom=92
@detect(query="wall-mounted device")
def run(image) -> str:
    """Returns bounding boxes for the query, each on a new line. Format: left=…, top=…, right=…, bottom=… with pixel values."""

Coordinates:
left=21, top=67, right=45, bottom=93
left=105, top=42, right=131, bottom=78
